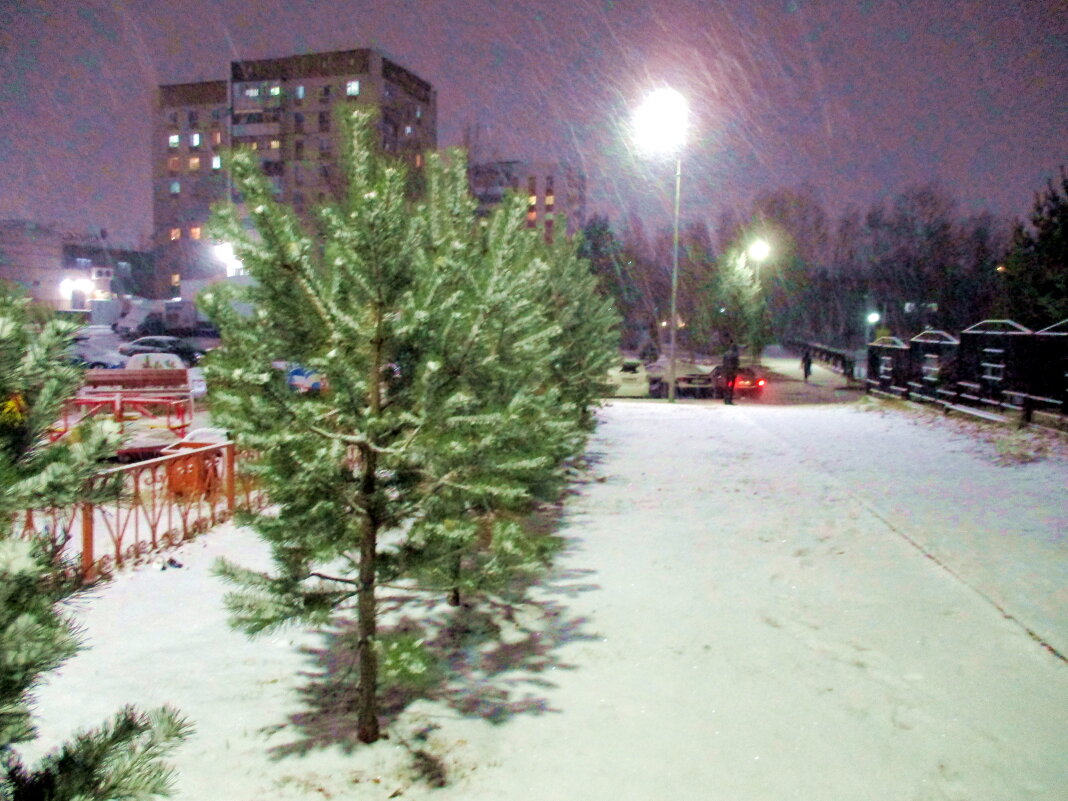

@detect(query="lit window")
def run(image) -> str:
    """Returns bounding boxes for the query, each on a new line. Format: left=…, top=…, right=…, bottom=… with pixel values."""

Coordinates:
left=415, top=153, right=423, bottom=168
left=245, top=86, right=259, bottom=98
left=250, top=141, right=259, bottom=151
left=295, top=85, right=305, bottom=99
left=171, top=273, right=181, bottom=287
left=167, top=156, right=180, bottom=172
left=211, top=130, right=222, bottom=146
left=169, top=180, right=180, bottom=195
left=346, top=80, right=360, bottom=96
left=212, top=155, right=222, bottom=169
left=188, top=156, right=201, bottom=170
left=168, top=134, right=180, bottom=148
left=269, top=85, right=281, bottom=96
left=404, top=125, right=412, bottom=135
left=416, top=106, right=422, bottom=119
left=270, top=139, right=281, bottom=150
left=169, top=228, right=181, bottom=241
left=189, top=226, right=202, bottom=240
left=189, top=132, right=201, bottom=147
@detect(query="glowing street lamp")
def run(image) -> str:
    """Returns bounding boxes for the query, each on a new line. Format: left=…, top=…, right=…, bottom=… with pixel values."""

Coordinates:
left=213, top=242, right=245, bottom=277
left=633, top=87, right=688, bottom=401
left=748, top=239, right=771, bottom=263
left=866, top=311, right=881, bottom=343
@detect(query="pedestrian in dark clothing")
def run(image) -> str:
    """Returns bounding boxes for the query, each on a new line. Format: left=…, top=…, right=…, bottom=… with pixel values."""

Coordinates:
left=801, top=350, right=813, bottom=383
left=722, top=344, right=740, bottom=404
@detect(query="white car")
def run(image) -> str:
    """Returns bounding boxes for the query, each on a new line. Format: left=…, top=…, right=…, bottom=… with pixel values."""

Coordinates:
left=606, top=358, right=650, bottom=398
left=124, top=352, right=208, bottom=399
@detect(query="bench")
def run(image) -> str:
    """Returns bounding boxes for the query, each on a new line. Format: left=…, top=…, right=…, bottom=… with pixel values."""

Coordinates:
left=54, top=369, right=196, bottom=440
left=82, top=368, right=190, bottom=393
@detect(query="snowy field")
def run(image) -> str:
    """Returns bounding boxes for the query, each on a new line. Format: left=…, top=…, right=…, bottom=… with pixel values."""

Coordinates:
left=20, top=391, right=1068, bottom=800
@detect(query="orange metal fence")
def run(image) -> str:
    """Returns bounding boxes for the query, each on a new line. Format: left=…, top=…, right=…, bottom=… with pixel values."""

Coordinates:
left=13, top=442, right=266, bottom=581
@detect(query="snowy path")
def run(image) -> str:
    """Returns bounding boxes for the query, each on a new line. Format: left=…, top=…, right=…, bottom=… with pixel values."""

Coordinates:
left=23, top=400, right=1068, bottom=800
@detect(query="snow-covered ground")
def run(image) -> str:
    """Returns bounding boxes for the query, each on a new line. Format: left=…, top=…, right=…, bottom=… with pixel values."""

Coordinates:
left=20, top=371, right=1068, bottom=800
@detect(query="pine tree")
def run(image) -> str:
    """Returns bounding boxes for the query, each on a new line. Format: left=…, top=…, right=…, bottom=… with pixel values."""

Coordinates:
left=691, top=243, right=764, bottom=354
left=997, top=167, right=1068, bottom=329
left=0, top=289, right=191, bottom=799
left=203, top=108, right=618, bottom=744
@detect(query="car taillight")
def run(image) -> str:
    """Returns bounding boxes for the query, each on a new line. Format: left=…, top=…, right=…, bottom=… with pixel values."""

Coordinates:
left=757, top=378, right=766, bottom=386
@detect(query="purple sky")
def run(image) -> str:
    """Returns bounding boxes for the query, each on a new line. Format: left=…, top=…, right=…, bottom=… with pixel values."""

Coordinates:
left=1, top=0, right=1065, bottom=248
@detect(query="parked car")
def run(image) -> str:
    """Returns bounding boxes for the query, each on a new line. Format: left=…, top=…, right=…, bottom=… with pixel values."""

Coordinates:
left=711, top=365, right=766, bottom=399
left=124, top=351, right=207, bottom=398
left=606, top=358, right=651, bottom=398
left=70, top=327, right=126, bottom=368
left=645, top=358, right=716, bottom=398
left=68, top=349, right=126, bottom=369
left=118, top=336, right=204, bottom=367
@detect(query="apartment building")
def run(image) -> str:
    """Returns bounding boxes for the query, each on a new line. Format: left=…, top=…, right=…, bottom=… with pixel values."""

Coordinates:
left=0, top=220, right=152, bottom=311
left=154, top=48, right=437, bottom=292
left=468, top=160, right=586, bottom=242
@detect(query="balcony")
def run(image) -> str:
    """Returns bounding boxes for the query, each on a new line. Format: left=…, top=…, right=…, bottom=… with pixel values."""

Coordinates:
left=231, top=122, right=281, bottom=138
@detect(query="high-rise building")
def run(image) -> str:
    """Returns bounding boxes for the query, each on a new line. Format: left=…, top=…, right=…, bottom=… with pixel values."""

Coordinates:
left=154, top=48, right=436, bottom=294
left=468, top=160, right=586, bottom=242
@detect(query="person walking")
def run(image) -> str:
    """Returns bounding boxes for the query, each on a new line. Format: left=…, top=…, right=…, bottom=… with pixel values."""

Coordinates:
left=801, top=350, right=813, bottom=383
left=722, top=344, right=740, bottom=404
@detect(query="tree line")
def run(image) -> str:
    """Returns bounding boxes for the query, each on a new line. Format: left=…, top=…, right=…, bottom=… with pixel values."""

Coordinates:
left=582, top=168, right=1068, bottom=357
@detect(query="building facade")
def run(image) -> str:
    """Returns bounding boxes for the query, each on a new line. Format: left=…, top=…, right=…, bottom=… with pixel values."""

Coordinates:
left=469, top=160, right=587, bottom=241
left=154, top=48, right=437, bottom=292
left=0, top=220, right=152, bottom=311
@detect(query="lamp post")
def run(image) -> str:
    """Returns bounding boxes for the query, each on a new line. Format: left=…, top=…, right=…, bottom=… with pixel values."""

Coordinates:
left=742, top=238, right=771, bottom=362
left=633, top=88, right=688, bottom=401
left=866, top=311, right=881, bottom=344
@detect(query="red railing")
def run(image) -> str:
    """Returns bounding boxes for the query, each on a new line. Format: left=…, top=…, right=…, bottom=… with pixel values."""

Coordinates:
left=50, top=393, right=193, bottom=441
left=14, top=442, right=265, bottom=581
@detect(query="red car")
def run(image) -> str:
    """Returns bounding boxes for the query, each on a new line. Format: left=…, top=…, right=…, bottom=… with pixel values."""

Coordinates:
left=711, top=365, right=766, bottom=398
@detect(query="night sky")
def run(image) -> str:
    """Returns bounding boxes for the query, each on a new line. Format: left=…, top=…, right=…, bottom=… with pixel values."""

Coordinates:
left=1, top=0, right=1065, bottom=248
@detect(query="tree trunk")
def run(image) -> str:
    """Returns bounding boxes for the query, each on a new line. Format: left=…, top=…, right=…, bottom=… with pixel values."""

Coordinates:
left=356, top=318, right=385, bottom=744
left=356, top=496, right=379, bottom=743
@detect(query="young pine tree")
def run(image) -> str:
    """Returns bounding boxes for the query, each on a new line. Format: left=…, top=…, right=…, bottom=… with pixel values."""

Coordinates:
left=0, top=290, right=191, bottom=800
left=203, top=109, right=618, bottom=743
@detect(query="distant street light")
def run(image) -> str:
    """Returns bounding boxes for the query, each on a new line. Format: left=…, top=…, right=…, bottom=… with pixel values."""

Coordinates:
left=633, top=87, right=688, bottom=401
left=737, top=239, right=771, bottom=362
left=747, top=238, right=771, bottom=263
left=213, top=242, right=245, bottom=277
left=866, top=311, right=881, bottom=343
left=744, top=237, right=772, bottom=287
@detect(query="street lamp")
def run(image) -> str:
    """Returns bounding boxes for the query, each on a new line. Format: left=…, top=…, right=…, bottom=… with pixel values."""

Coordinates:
left=742, top=238, right=771, bottom=362
left=866, top=311, right=881, bottom=343
left=213, top=242, right=245, bottom=277
left=747, top=238, right=771, bottom=263
left=633, top=87, right=688, bottom=401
